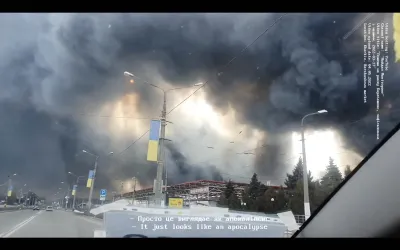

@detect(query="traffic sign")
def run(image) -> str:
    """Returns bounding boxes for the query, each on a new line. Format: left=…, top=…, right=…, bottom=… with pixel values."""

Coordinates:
left=100, top=189, right=107, bottom=201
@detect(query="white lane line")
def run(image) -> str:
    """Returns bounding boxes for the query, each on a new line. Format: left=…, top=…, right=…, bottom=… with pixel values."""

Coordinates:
left=1, top=211, right=42, bottom=238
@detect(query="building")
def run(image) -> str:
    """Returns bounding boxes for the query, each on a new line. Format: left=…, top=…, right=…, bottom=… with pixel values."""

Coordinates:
left=118, top=179, right=282, bottom=206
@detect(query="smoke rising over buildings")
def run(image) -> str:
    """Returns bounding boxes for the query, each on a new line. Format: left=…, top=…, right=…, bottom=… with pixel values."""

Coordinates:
left=0, top=13, right=399, bottom=197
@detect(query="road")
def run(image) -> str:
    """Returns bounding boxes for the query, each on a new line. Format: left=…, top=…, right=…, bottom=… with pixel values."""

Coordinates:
left=0, top=209, right=288, bottom=237
left=0, top=209, right=102, bottom=237
left=104, top=211, right=287, bottom=237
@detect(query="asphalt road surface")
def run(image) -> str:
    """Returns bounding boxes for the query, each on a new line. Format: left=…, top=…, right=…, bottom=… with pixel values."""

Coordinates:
left=104, top=211, right=287, bottom=237
left=0, top=209, right=102, bottom=237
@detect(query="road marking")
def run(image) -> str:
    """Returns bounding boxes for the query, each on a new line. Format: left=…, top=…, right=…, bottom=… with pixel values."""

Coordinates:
left=1, top=211, right=42, bottom=238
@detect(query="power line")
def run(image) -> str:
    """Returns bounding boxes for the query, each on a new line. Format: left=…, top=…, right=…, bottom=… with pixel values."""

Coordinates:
left=116, top=130, right=149, bottom=155
left=167, top=13, right=287, bottom=115
left=77, top=114, right=152, bottom=120
left=343, top=13, right=375, bottom=40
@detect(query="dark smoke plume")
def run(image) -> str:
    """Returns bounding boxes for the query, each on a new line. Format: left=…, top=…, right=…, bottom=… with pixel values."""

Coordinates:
left=165, top=144, right=223, bottom=184
left=0, top=13, right=399, bottom=198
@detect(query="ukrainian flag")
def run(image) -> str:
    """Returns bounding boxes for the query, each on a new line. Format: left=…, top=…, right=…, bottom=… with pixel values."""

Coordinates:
left=72, top=185, right=77, bottom=196
left=394, top=13, right=400, bottom=62
left=147, top=120, right=161, bottom=162
left=7, top=185, right=12, bottom=197
left=87, top=170, right=94, bottom=188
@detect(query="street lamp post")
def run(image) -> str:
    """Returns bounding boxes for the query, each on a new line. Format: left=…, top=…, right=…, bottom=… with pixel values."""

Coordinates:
left=301, top=109, right=328, bottom=220
left=131, top=177, right=137, bottom=205
left=82, top=150, right=113, bottom=210
left=60, top=182, right=70, bottom=209
left=68, top=172, right=86, bottom=210
left=18, top=184, right=27, bottom=205
left=124, top=71, right=203, bottom=206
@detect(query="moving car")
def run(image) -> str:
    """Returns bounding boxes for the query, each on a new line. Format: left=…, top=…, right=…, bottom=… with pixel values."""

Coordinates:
left=46, top=206, right=53, bottom=211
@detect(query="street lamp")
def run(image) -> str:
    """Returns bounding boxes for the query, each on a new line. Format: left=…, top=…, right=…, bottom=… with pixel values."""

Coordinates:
left=82, top=149, right=113, bottom=210
left=68, top=172, right=86, bottom=210
left=301, top=109, right=328, bottom=220
left=124, top=71, right=204, bottom=206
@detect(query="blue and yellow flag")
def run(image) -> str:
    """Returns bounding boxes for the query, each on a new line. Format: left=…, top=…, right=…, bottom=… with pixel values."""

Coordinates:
left=394, top=13, right=400, bottom=62
left=87, top=170, right=94, bottom=188
left=7, top=185, right=13, bottom=197
left=147, top=120, right=161, bottom=162
left=72, top=185, right=77, bottom=196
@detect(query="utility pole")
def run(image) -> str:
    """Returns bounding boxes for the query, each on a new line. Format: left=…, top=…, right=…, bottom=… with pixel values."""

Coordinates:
left=72, top=177, right=81, bottom=210
left=65, top=186, right=70, bottom=209
left=131, top=177, right=137, bottom=205
left=123, top=71, right=203, bottom=207
left=112, top=192, right=116, bottom=202
left=120, top=182, right=124, bottom=197
left=72, top=185, right=77, bottom=210
left=5, top=177, right=12, bottom=205
left=154, top=92, right=167, bottom=206
left=87, top=155, right=99, bottom=210
left=18, top=187, right=24, bottom=205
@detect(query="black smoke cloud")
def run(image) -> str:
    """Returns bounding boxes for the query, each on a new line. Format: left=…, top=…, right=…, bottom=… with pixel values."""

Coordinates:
left=1, top=13, right=399, bottom=197
left=165, top=144, right=223, bottom=184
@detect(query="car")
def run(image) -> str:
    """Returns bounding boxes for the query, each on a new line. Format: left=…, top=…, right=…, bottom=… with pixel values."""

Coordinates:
left=46, top=206, right=53, bottom=211
left=33, top=206, right=39, bottom=210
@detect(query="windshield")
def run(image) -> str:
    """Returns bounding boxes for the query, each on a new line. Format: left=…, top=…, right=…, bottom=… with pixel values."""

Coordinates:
left=0, top=12, right=398, bottom=238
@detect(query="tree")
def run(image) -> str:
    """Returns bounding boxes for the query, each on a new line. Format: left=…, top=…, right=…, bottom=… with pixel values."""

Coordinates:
left=344, top=165, right=352, bottom=178
left=224, top=180, right=235, bottom=199
left=242, top=173, right=262, bottom=211
left=284, top=157, right=314, bottom=189
left=310, top=180, right=325, bottom=213
left=218, top=180, right=242, bottom=210
left=227, top=192, right=242, bottom=210
left=287, top=182, right=306, bottom=215
left=320, top=157, right=343, bottom=196
left=217, top=195, right=228, bottom=207
left=284, top=157, right=324, bottom=215
left=248, top=173, right=261, bottom=199
left=258, top=187, right=288, bottom=213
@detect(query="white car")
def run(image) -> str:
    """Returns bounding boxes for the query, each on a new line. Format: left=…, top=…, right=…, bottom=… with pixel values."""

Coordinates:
left=46, top=206, right=53, bottom=211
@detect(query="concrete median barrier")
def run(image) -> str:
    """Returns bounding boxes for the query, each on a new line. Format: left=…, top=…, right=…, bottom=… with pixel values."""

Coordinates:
left=0, top=206, right=24, bottom=212
left=73, top=209, right=104, bottom=219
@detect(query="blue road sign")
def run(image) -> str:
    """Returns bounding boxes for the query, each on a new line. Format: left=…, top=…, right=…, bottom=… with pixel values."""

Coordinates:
left=100, top=189, right=107, bottom=196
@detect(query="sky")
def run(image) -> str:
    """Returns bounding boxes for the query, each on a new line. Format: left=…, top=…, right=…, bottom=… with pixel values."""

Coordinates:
left=0, top=13, right=399, bottom=199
